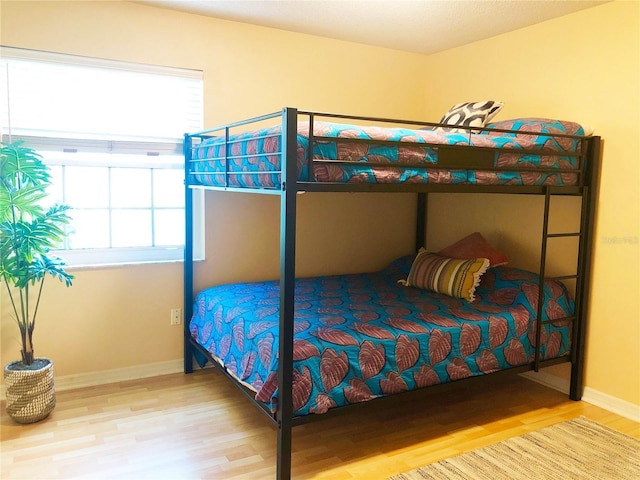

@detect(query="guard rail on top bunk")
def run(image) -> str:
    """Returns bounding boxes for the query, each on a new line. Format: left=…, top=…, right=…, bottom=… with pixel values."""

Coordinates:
left=182, top=107, right=601, bottom=480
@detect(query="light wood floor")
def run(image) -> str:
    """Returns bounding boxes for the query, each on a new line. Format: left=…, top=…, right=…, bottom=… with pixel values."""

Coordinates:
left=1, top=369, right=638, bottom=480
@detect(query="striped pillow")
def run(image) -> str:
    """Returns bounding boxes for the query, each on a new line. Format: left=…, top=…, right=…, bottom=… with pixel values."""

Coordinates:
left=400, top=250, right=490, bottom=302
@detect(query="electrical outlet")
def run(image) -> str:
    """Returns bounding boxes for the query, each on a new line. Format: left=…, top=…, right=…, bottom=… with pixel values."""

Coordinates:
left=170, top=308, right=182, bottom=326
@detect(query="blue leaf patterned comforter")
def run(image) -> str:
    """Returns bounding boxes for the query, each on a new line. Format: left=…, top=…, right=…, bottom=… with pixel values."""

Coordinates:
left=189, top=120, right=586, bottom=188
left=189, top=256, right=573, bottom=416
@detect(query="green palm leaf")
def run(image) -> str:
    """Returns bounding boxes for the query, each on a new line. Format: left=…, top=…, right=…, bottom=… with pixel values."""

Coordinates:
left=1, top=141, right=73, bottom=366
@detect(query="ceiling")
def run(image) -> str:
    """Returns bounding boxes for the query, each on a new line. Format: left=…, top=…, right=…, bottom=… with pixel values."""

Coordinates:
left=136, top=0, right=608, bottom=55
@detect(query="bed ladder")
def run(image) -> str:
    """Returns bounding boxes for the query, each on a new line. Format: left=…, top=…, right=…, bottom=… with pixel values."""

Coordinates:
left=534, top=183, right=593, bottom=400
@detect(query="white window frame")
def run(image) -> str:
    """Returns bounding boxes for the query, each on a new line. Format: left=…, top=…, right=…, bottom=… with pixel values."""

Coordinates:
left=1, top=46, right=205, bottom=267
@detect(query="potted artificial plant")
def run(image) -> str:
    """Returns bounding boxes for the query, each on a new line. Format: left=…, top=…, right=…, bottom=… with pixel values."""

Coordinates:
left=0, top=142, right=73, bottom=423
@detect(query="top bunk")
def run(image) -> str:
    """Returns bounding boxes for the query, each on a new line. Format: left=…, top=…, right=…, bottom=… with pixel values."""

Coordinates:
left=184, top=107, right=601, bottom=196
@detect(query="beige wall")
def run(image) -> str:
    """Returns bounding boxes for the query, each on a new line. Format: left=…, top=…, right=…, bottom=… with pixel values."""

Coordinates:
left=0, top=1, right=422, bottom=376
left=422, top=0, right=639, bottom=407
left=1, top=0, right=638, bottom=409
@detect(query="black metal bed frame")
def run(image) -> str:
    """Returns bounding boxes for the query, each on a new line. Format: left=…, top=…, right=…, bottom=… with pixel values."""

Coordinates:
left=183, top=107, right=602, bottom=479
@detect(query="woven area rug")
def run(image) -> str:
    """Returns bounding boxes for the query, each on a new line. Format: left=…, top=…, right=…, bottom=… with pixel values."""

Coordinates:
left=389, top=417, right=640, bottom=480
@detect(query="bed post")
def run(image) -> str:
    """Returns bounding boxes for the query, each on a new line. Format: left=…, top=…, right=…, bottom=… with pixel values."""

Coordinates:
left=570, top=136, right=602, bottom=400
left=277, top=107, right=298, bottom=480
left=183, top=133, right=194, bottom=374
left=416, top=192, right=427, bottom=251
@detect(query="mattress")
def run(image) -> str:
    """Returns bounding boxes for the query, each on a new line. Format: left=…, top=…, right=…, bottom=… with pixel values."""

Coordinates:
left=189, top=256, right=574, bottom=416
left=188, top=120, right=586, bottom=188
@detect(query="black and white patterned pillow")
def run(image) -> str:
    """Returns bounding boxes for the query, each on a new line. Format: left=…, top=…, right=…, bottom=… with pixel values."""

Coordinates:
left=437, top=101, right=504, bottom=133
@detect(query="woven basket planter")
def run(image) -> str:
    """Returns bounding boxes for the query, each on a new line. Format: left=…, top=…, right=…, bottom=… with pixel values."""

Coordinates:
left=4, top=358, right=56, bottom=424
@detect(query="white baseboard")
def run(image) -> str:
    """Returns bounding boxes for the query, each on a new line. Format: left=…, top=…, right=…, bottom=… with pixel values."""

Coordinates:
left=54, top=359, right=184, bottom=392
left=1, top=359, right=184, bottom=400
left=583, top=386, right=640, bottom=423
left=521, top=371, right=640, bottom=422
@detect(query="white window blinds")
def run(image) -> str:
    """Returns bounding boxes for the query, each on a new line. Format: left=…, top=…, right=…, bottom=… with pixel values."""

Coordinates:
left=0, top=47, right=205, bottom=267
left=0, top=46, right=203, bottom=143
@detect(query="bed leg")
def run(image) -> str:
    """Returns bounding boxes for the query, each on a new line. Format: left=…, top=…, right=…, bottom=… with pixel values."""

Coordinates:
left=277, top=420, right=292, bottom=480
left=569, top=372, right=582, bottom=401
left=569, top=344, right=584, bottom=401
left=184, top=338, right=194, bottom=374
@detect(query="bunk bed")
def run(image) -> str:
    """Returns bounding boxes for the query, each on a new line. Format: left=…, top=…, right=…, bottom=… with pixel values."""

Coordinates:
left=183, top=107, right=601, bottom=479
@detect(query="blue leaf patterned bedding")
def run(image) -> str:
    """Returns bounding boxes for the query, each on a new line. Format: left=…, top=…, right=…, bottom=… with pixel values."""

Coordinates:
left=188, top=120, right=586, bottom=188
left=189, top=256, right=574, bottom=416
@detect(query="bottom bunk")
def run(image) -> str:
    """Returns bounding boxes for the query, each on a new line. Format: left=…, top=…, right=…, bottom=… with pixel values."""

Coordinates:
left=187, top=252, right=575, bottom=420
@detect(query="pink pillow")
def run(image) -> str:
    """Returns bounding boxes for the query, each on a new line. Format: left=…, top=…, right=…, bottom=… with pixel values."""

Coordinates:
left=438, top=232, right=509, bottom=268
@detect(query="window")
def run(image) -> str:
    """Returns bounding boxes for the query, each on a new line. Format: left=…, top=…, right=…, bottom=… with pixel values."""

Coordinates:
left=0, top=47, right=204, bottom=266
